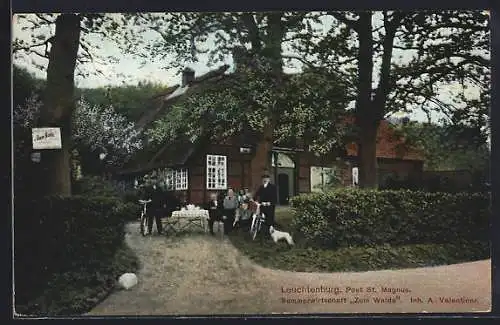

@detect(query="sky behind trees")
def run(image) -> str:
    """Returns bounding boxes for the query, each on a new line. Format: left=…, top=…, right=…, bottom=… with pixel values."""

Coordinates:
left=12, top=12, right=490, bottom=123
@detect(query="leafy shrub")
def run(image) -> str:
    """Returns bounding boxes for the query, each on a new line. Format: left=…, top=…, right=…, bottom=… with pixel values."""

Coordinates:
left=15, top=243, right=140, bottom=316
left=230, top=231, right=489, bottom=273
left=116, top=201, right=141, bottom=222
left=73, top=177, right=141, bottom=222
left=73, top=176, right=121, bottom=198
left=122, top=189, right=140, bottom=204
left=290, top=189, right=490, bottom=249
left=14, top=195, right=125, bottom=306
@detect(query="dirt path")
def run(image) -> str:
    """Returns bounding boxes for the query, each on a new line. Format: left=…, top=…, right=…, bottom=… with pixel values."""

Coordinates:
left=87, top=223, right=491, bottom=315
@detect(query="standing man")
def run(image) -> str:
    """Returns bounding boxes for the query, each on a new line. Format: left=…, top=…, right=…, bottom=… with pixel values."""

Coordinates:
left=254, top=173, right=277, bottom=235
left=145, top=183, right=164, bottom=235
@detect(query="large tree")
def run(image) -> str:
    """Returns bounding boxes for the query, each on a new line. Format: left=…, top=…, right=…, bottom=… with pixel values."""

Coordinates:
left=13, top=13, right=133, bottom=195
left=15, top=94, right=144, bottom=176
left=293, top=10, right=490, bottom=188
left=117, top=12, right=355, bottom=190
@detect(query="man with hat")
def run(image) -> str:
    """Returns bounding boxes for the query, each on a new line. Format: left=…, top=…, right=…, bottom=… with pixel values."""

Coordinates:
left=254, top=172, right=277, bottom=235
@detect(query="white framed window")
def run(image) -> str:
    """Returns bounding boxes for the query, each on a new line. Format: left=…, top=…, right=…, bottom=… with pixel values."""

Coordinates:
left=155, top=168, right=188, bottom=190
left=207, top=154, right=227, bottom=190
left=175, top=168, right=188, bottom=190
left=165, top=169, right=175, bottom=190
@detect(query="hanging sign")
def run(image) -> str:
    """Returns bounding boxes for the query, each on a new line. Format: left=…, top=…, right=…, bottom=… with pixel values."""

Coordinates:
left=32, top=127, right=62, bottom=149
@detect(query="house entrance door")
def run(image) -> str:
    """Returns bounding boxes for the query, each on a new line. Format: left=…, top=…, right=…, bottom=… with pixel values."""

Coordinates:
left=278, top=173, right=290, bottom=205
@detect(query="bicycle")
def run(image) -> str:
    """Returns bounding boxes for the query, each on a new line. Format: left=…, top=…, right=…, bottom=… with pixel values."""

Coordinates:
left=138, top=199, right=152, bottom=236
left=249, top=201, right=270, bottom=241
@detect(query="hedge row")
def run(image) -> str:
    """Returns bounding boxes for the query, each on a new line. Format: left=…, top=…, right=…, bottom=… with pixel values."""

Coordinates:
left=73, top=176, right=141, bottom=221
left=14, top=195, right=126, bottom=305
left=289, top=189, right=490, bottom=249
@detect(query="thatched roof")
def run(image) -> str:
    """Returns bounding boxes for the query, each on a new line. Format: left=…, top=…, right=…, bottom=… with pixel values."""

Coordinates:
left=118, top=63, right=423, bottom=176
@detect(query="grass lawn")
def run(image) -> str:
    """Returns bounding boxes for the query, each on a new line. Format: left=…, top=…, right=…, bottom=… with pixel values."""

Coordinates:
left=15, top=243, right=140, bottom=317
left=228, top=206, right=490, bottom=273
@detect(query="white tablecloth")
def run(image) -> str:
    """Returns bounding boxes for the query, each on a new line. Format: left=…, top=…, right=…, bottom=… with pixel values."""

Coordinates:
left=172, top=210, right=209, bottom=220
left=168, top=209, right=210, bottom=233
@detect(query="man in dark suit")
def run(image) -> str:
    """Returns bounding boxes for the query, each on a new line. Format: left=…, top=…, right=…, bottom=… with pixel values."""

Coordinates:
left=254, top=173, right=277, bottom=235
left=143, top=183, right=164, bottom=235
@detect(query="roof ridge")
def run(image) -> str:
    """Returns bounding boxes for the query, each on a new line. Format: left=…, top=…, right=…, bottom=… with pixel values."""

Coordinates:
left=191, top=64, right=230, bottom=85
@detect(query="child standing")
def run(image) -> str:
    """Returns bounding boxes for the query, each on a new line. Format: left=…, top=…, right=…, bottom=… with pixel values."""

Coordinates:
left=206, top=192, right=222, bottom=235
left=222, top=188, right=238, bottom=234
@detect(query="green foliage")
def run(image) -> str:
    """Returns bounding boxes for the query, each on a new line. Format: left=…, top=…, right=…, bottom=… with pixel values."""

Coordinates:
left=72, top=176, right=141, bottom=222
left=393, top=121, right=490, bottom=171
left=231, top=206, right=489, bottom=272
left=15, top=243, right=140, bottom=316
left=76, top=81, right=170, bottom=122
left=147, top=68, right=352, bottom=156
left=14, top=195, right=128, bottom=310
left=13, top=65, right=45, bottom=108
left=295, top=11, right=489, bottom=122
left=289, top=189, right=490, bottom=249
left=116, top=201, right=141, bottom=222
left=72, top=176, right=122, bottom=198
left=229, top=233, right=489, bottom=272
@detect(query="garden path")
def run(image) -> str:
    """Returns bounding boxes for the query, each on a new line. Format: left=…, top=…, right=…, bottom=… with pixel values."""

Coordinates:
left=87, top=223, right=491, bottom=315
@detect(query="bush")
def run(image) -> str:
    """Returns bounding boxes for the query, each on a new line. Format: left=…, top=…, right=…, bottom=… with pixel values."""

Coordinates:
left=230, top=231, right=489, bottom=273
left=15, top=243, right=140, bottom=316
left=73, top=176, right=121, bottom=198
left=116, top=201, right=141, bottom=222
left=289, top=189, right=490, bottom=249
left=73, top=176, right=142, bottom=222
left=14, top=195, right=126, bottom=307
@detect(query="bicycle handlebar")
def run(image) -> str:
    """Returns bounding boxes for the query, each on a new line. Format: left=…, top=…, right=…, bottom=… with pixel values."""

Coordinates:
left=138, top=199, right=152, bottom=204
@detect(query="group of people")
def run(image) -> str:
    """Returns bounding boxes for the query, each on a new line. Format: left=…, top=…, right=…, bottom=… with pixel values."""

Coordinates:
left=138, top=183, right=184, bottom=235
left=206, top=173, right=277, bottom=237
left=137, top=173, right=278, bottom=238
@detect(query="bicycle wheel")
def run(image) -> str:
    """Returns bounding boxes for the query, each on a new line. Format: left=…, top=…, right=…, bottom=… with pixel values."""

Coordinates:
left=251, top=219, right=260, bottom=241
left=250, top=215, right=258, bottom=241
left=140, top=214, right=149, bottom=236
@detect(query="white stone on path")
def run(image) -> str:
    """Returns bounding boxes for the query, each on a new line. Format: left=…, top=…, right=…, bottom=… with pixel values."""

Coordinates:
left=118, top=273, right=138, bottom=290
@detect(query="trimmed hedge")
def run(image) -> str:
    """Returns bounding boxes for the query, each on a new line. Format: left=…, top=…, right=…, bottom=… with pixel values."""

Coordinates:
left=290, top=189, right=490, bottom=249
left=117, top=201, right=141, bottom=222
left=73, top=176, right=141, bottom=221
left=73, top=176, right=122, bottom=198
left=14, top=195, right=126, bottom=307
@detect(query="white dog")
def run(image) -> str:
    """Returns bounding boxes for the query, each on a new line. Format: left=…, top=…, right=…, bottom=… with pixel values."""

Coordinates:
left=269, top=226, right=294, bottom=246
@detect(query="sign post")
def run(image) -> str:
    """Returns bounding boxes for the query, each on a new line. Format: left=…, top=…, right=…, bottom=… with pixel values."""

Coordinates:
left=32, top=128, right=62, bottom=150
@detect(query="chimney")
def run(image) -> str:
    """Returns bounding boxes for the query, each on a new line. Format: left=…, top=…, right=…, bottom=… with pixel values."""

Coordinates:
left=182, top=67, right=195, bottom=87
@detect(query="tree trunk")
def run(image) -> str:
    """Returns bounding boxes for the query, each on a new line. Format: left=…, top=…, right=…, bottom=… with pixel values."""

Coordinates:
left=38, top=14, right=81, bottom=196
left=354, top=12, right=379, bottom=188
left=357, top=119, right=380, bottom=188
left=249, top=12, right=285, bottom=193
left=250, top=124, right=273, bottom=192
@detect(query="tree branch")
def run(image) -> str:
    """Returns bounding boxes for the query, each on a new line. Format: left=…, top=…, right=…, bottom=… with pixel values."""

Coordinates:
left=35, top=14, right=56, bottom=25
left=79, top=41, right=94, bottom=62
left=282, top=54, right=357, bottom=91
left=241, top=13, right=262, bottom=51
left=12, top=37, right=53, bottom=54
left=329, top=12, right=359, bottom=32
left=31, top=50, right=49, bottom=59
